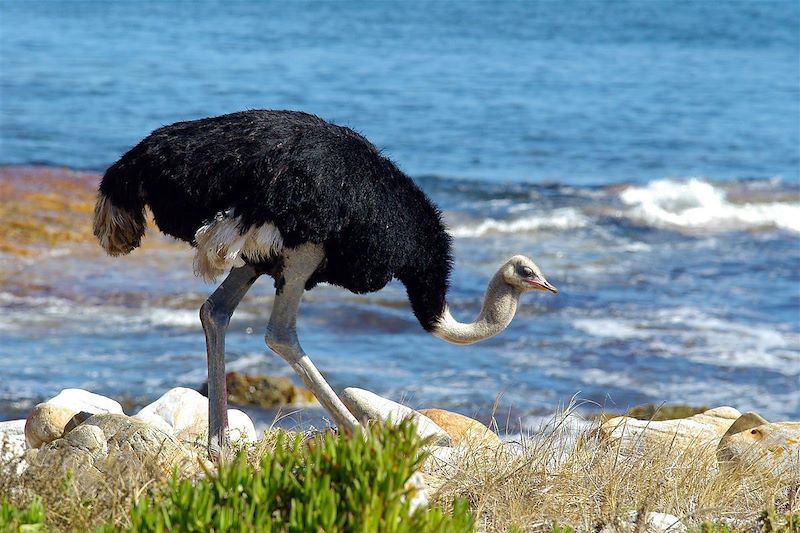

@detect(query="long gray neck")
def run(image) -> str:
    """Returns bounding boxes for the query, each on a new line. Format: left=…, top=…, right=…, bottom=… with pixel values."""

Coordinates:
left=431, top=271, right=521, bottom=345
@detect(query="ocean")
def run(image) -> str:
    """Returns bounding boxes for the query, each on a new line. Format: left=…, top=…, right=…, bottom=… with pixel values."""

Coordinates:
left=1, top=1, right=798, bottom=430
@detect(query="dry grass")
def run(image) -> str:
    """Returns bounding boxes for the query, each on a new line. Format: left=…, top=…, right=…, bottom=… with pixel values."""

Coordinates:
left=2, top=413, right=798, bottom=531
left=1, top=440, right=169, bottom=531
left=427, top=407, right=799, bottom=532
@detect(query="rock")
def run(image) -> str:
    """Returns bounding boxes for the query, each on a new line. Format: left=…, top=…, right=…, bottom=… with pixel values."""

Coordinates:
left=636, top=512, right=685, bottom=533
left=23, top=413, right=204, bottom=498
left=418, top=408, right=502, bottom=449
left=25, top=403, right=81, bottom=449
left=228, top=408, right=258, bottom=443
left=613, top=403, right=711, bottom=422
left=24, top=389, right=124, bottom=449
left=134, top=387, right=257, bottom=445
left=420, top=444, right=467, bottom=477
left=718, top=412, right=800, bottom=479
left=403, top=471, right=429, bottom=513
left=134, top=387, right=207, bottom=442
left=416, top=446, right=456, bottom=496
left=341, top=388, right=452, bottom=446
left=600, top=511, right=685, bottom=532
left=45, top=388, right=124, bottom=415
left=600, top=406, right=742, bottom=457
left=199, top=372, right=317, bottom=408
left=0, top=419, right=28, bottom=475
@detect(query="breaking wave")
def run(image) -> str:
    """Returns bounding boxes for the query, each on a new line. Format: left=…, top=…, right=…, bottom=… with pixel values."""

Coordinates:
left=619, top=178, right=800, bottom=233
left=448, top=207, right=589, bottom=237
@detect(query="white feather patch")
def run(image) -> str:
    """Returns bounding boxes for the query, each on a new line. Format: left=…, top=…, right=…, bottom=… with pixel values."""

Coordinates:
left=243, top=223, right=284, bottom=262
left=193, top=210, right=283, bottom=280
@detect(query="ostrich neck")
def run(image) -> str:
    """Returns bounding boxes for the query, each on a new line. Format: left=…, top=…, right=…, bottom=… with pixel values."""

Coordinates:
left=432, top=271, right=521, bottom=345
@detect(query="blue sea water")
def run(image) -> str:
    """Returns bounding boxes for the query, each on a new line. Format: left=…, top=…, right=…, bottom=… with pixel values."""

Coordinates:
left=0, top=1, right=798, bottom=429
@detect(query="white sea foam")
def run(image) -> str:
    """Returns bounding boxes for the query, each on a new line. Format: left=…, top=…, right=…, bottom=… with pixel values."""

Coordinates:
left=572, top=318, right=650, bottom=339
left=620, top=178, right=800, bottom=233
left=0, top=292, right=257, bottom=334
left=148, top=308, right=200, bottom=328
left=449, top=207, right=588, bottom=238
left=227, top=353, right=270, bottom=372
left=619, top=241, right=652, bottom=252
left=571, top=306, right=800, bottom=373
left=0, top=292, right=131, bottom=331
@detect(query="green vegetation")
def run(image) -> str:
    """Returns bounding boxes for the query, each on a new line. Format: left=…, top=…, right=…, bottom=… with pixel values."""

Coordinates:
left=122, top=421, right=472, bottom=532
left=1, top=421, right=472, bottom=532
left=0, top=496, right=44, bottom=532
left=758, top=510, right=800, bottom=533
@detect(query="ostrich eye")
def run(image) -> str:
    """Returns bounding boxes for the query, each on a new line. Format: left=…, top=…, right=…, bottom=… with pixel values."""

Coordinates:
left=520, top=266, right=534, bottom=278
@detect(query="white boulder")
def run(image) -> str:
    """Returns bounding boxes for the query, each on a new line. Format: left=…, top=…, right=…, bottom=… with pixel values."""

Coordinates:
left=46, top=388, right=124, bottom=415
left=600, top=406, right=742, bottom=458
left=0, top=419, right=28, bottom=475
left=228, top=408, right=258, bottom=443
left=134, top=387, right=257, bottom=445
left=341, top=388, right=451, bottom=446
left=403, top=471, right=429, bottom=513
left=608, top=511, right=685, bottom=532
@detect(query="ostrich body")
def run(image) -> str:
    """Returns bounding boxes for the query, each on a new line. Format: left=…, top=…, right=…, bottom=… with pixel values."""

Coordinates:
left=93, top=110, right=557, bottom=460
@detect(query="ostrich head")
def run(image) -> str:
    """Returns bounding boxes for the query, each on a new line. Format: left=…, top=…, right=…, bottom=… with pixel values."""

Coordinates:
left=432, top=254, right=558, bottom=345
left=501, top=255, right=558, bottom=294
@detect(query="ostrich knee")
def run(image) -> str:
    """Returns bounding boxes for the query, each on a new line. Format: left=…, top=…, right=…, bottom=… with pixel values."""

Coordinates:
left=265, top=323, right=301, bottom=362
left=200, top=300, right=232, bottom=334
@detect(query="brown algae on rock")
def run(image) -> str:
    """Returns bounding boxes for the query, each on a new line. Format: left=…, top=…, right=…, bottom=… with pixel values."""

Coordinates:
left=0, top=166, right=97, bottom=255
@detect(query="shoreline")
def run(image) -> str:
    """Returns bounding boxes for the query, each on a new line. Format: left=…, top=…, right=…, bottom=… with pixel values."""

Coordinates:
left=1, top=165, right=798, bottom=431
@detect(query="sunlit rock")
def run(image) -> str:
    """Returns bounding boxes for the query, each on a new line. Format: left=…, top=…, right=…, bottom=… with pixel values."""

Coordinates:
left=341, top=388, right=451, bottom=446
left=134, top=387, right=207, bottom=441
left=46, top=388, right=124, bottom=415
left=228, top=408, right=258, bottom=443
left=134, top=387, right=256, bottom=445
left=600, top=406, right=742, bottom=458
left=24, top=389, right=124, bottom=449
left=25, top=403, right=80, bottom=449
left=718, top=412, right=800, bottom=479
left=418, top=408, right=502, bottom=449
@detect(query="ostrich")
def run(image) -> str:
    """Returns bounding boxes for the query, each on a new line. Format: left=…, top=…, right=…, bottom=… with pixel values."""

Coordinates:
left=93, top=110, right=557, bottom=460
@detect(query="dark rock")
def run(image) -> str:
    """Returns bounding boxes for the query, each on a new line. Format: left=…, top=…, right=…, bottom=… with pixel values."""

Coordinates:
left=598, top=403, right=711, bottom=422
left=199, top=372, right=317, bottom=408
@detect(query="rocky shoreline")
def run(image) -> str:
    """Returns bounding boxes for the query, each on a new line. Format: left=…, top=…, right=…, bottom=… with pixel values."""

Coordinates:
left=1, top=165, right=798, bottom=529
left=2, top=379, right=798, bottom=531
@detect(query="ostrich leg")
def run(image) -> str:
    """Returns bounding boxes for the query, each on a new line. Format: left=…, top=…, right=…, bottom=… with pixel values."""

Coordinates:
left=200, top=264, right=261, bottom=462
left=265, top=244, right=359, bottom=432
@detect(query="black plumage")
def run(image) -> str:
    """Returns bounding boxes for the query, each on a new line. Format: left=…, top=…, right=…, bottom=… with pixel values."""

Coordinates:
left=98, top=110, right=453, bottom=331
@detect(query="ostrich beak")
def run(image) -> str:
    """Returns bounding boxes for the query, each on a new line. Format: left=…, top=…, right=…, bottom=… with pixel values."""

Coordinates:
left=527, top=277, right=558, bottom=294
